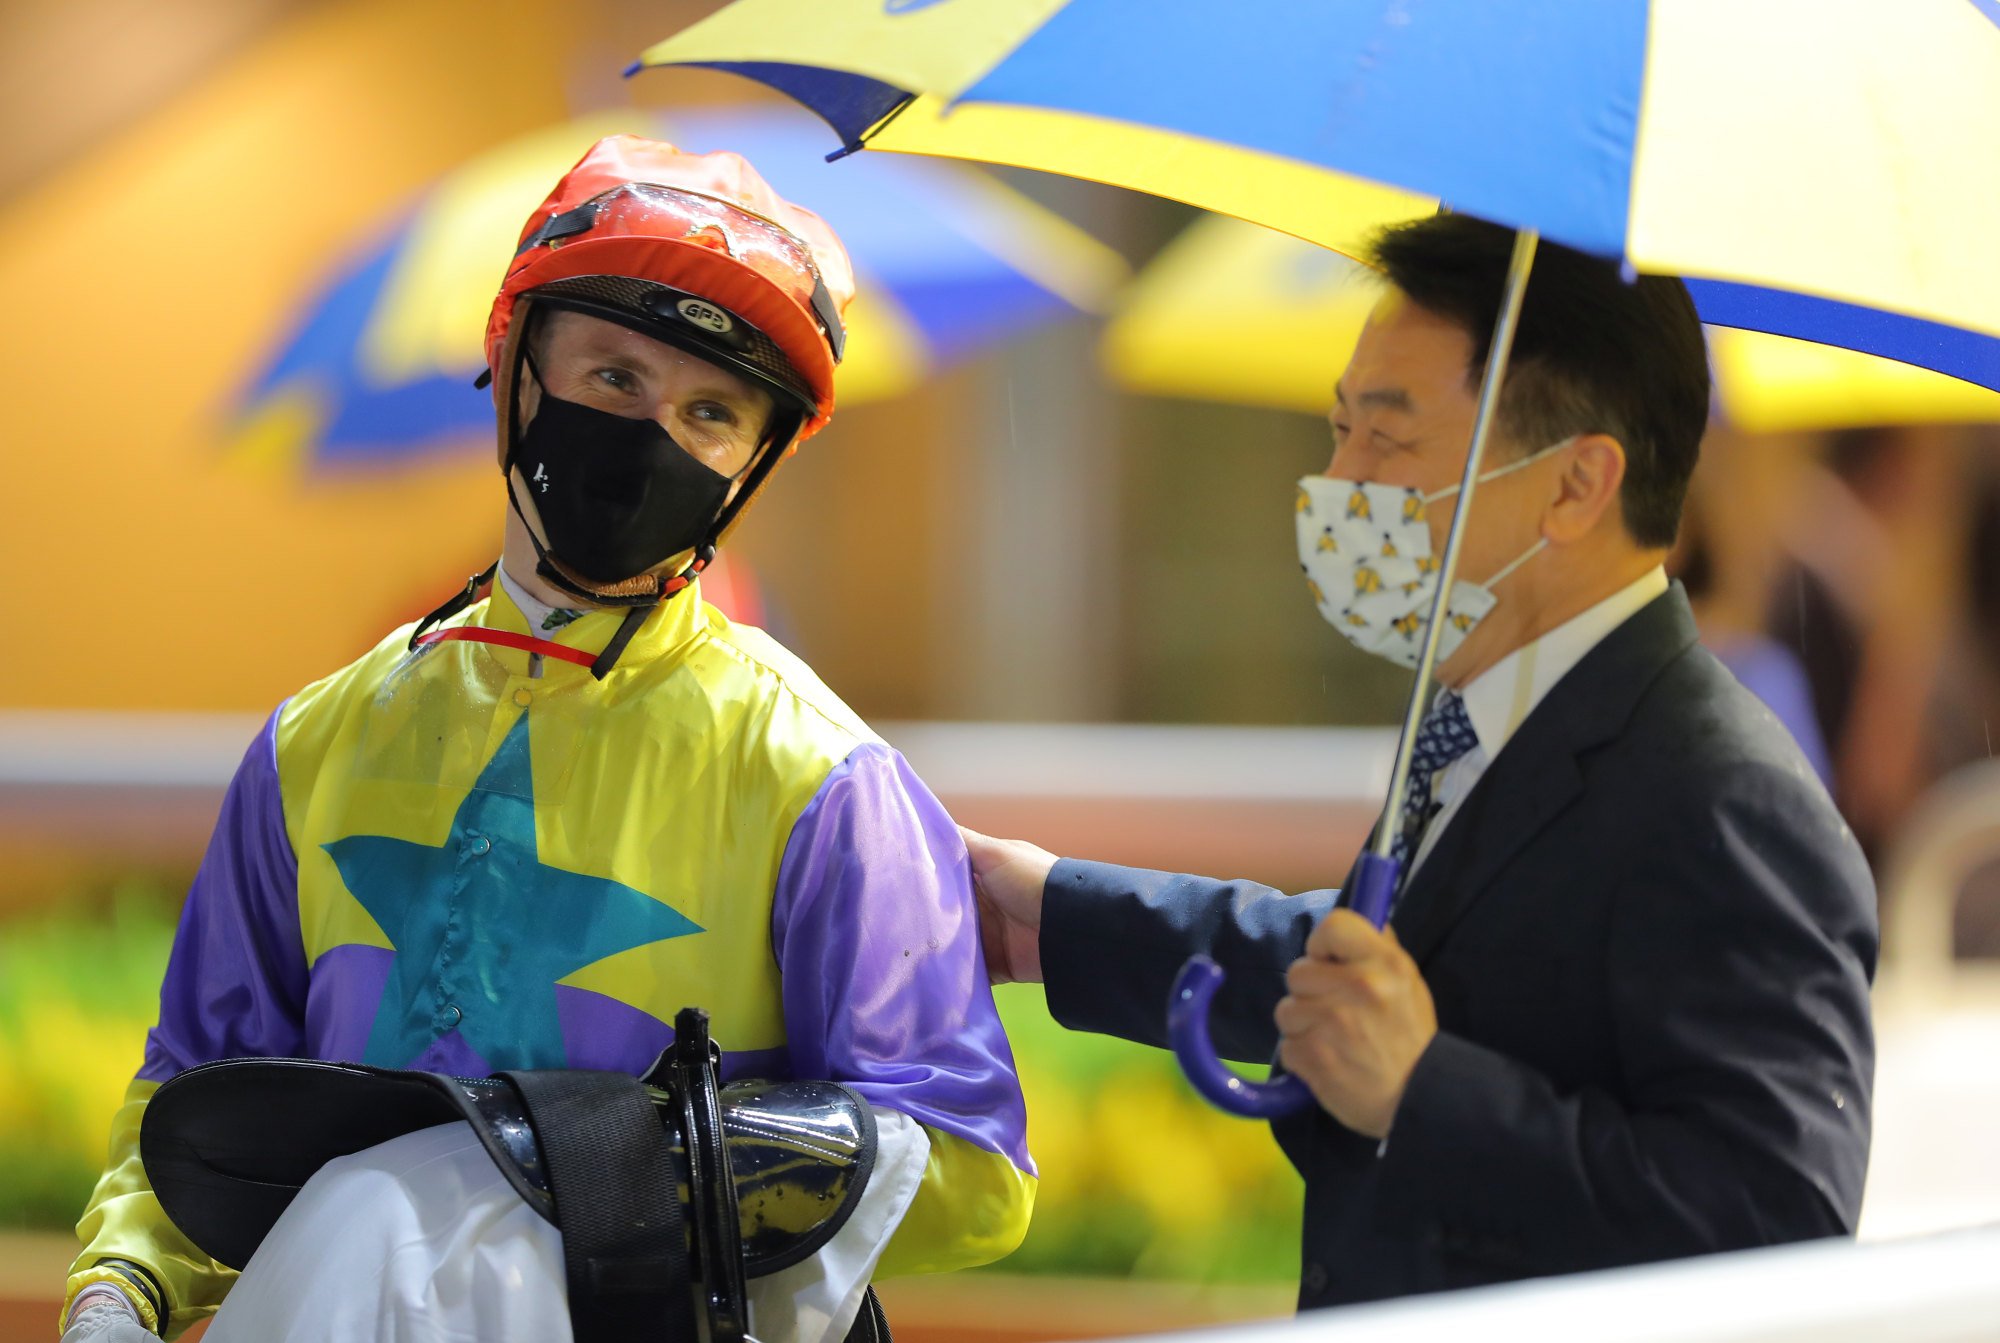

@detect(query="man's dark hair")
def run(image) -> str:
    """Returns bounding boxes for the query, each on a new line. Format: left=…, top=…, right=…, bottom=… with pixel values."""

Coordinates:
left=1366, top=213, right=1710, bottom=549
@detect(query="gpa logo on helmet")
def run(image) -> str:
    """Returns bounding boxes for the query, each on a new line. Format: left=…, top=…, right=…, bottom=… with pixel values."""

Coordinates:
left=676, top=298, right=735, bottom=334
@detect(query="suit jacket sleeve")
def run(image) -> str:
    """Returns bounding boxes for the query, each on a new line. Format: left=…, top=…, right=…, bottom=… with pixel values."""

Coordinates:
left=1042, top=859, right=1336, bottom=1062
left=1375, top=758, right=1877, bottom=1269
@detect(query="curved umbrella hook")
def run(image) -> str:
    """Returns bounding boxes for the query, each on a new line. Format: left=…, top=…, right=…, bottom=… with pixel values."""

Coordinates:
left=1168, top=854, right=1406, bottom=1119
left=1168, top=956, right=1314, bottom=1118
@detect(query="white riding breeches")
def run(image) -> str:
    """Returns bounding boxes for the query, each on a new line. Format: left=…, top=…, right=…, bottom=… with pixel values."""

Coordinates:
left=205, top=1108, right=928, bottom=1343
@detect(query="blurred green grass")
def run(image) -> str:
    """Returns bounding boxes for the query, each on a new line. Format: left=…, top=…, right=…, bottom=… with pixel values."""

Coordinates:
left=0, top=888, right=1301, bottom=1282
left=990, top=982, right=1303, bottom=1283
left=0, top=883, right=176, bottom=1234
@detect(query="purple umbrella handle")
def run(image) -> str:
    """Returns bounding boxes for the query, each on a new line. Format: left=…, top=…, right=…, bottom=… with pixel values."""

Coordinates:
left=1170, top=854, right=1402, bottom=1118
left=1346, top=850, right=1402, bottom=929
left=1169, top=956, right=1313, bottom=1118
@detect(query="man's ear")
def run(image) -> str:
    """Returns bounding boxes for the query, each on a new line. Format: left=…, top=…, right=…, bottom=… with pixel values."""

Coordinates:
left=1543, top=433, right=1627, bottom=545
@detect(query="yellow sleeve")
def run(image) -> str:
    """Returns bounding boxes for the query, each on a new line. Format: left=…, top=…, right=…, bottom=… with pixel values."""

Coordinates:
left=874, top=1127, right=1037, bottom=1278
left=66, top=1079, right=237, bottom=1341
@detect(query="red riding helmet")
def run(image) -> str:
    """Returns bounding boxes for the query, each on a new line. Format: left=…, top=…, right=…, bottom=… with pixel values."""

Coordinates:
left=485, top=134, right=856, bottom=446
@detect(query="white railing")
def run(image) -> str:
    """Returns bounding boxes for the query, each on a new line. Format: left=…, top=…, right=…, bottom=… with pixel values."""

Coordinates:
left=0, top=711, right=1400, bottom=799
left=1863, top=759, right=2000, bottom=1242
left=0, top=711, right=1399, bottom=885
left=1153, top=1225, right=2000, bottom=1343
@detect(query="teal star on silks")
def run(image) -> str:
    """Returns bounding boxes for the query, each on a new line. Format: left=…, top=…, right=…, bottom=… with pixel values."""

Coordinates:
left=325, top=713, right=701, bottom=1069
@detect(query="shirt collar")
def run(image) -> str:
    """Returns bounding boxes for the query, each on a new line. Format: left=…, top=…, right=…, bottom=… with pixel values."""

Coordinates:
left=1457, top=565, right=1669, bottom=761
left=496, top=565, right=584, bottom=636
left=480, top=561, right=710, bottom=669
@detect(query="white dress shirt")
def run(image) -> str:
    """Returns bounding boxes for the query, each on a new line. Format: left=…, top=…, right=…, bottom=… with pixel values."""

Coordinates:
left=1407, top=566, right=1669, bottom=877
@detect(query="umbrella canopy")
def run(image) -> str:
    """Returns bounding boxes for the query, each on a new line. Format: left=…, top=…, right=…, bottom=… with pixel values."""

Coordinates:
left=1108, top=215, right=2000, bottom=433
left=640, top=0, right=2000, bottom=1114
left=230, top=106, right=1127, bottom=471
left=638, top=0, right=2000, bottom=393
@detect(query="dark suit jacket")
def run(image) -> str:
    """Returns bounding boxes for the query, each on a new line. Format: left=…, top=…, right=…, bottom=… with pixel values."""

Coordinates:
left=1041, top=587, right=1876, bottom=1310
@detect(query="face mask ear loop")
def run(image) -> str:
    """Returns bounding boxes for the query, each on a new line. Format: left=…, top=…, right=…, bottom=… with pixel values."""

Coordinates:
left=1423, top=435, right=1577, bottom=505
left=1457, top=435, right=1575, bottom=592
left=1481, top=534, right=1548, bottom=592
left=503, top=328, right=560, bottom=577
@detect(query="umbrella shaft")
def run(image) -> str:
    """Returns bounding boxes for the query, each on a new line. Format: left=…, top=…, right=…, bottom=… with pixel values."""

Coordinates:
left=1371, top=228, right=1541, bottom=863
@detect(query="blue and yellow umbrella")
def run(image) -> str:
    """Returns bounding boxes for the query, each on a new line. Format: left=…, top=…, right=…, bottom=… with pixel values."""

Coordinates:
left=1107, top=215, right=2000, bottom=433
left=637, top=0, right=2000, bottom=1113
left=639, top=0, right=2000, bottom=392
left=230, top=106, right=1127, bottom=471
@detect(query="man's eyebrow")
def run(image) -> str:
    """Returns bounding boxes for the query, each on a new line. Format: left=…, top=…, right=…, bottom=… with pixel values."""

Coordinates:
left=1332, top=384, right=1415, bottom=413
left=576, top=342, right=764, bottom=410
left=684, top=380, right=772, bottom=417
left=574, top=340, right=648, bottom=372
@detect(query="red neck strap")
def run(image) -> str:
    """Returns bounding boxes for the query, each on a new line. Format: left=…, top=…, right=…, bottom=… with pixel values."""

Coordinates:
left=414, top=626, right=599, bottom=669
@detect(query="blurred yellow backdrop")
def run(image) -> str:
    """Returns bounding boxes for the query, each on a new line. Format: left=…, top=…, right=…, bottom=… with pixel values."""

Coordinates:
left=1, top=0, right=695, bottom=711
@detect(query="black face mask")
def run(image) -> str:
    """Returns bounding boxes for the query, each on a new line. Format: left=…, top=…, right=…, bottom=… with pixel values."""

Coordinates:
left=509, top=379, right=733, bottom=586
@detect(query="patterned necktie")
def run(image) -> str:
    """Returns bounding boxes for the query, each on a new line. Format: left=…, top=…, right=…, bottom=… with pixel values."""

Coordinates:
left=1390, top=690, right=1478, bottom=873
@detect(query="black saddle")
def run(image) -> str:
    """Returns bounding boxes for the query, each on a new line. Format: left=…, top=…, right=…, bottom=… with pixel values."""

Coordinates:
left=140, top=1008, right=880, bottom=1343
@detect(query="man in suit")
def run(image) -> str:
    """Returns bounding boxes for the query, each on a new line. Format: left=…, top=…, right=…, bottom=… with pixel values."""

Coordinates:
left=964, top=214, right=1877, bottom=1309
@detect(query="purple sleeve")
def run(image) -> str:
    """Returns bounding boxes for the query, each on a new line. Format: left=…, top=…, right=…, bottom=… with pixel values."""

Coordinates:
left=772, top=743, right=1033, bottom=1174
left=138, top=706, right=307, bottom=1081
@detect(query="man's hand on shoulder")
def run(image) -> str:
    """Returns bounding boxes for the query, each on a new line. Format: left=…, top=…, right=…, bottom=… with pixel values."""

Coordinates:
left=958, top=826, right=1055, bottom=985
left=1275, top=909, right=1438, bottom=1139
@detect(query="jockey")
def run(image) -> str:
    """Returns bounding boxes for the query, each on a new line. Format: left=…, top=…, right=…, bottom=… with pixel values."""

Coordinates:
left=61, top=135, right=1035, bottom=1343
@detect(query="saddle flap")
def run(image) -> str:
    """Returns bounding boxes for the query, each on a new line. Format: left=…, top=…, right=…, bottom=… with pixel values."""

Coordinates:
left=140, top=1057, right=878, bottom=1278
left=141, top=1056, right=469, bottom=1271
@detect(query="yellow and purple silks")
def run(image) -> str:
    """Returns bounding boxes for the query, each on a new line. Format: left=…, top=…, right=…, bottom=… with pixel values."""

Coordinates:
left=1106, top=215, right=2000, bottom=433
left=231, top=105, right=1126, bottom=472
left=636, top=0, right=2000, bottom=392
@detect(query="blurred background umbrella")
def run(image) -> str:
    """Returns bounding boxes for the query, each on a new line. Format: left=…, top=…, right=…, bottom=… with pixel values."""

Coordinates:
left=1105, top=215, right=2000, bottom=434
left=228, top=104, right=1128, bottom=473
left=637, top=0, right=2000, bottom=392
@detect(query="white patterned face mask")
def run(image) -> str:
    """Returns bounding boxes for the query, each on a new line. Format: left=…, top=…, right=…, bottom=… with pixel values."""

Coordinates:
left=1293, top=438, right=1572, bottom=669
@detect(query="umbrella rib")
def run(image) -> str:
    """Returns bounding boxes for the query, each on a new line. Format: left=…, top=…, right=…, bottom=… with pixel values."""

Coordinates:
left=833, top=91, right=919, bottom=160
